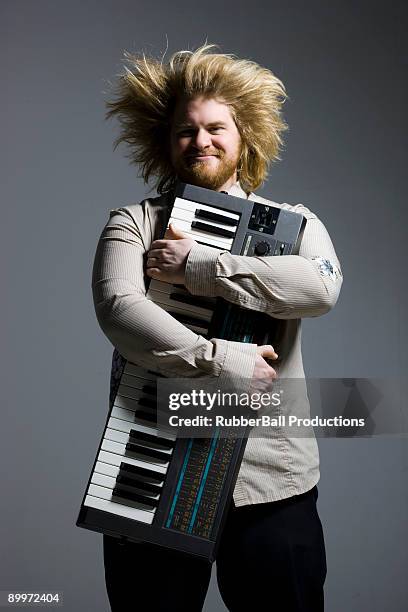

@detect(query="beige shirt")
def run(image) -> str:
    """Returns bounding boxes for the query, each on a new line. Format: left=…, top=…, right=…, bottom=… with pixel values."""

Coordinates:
left=92, top=181, right=343, bottom=506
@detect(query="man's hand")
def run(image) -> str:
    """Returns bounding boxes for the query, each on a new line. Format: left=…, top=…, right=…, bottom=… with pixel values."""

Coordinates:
left=146, top=223, right=197, bottom=284
left=250, top=344, right=279, bottom=395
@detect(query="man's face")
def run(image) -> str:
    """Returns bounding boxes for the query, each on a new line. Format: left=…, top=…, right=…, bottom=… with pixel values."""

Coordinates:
left=170, top=96, right=242, bottom=191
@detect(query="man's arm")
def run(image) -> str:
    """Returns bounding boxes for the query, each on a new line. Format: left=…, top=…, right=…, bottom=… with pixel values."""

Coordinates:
left=184, top=204, right=343, bottom=320
left=92, top=207, right=257, bottom=379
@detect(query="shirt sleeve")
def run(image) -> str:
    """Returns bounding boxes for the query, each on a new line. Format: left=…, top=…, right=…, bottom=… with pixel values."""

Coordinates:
left=184, top=204, right=343, bottom=319
left=92, top=206, right=257, bottom=379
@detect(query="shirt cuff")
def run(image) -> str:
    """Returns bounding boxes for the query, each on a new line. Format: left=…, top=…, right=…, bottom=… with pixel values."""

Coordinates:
left=184, top=243, right=222, bottom=296
left=219, top=340, right=257, bottom=389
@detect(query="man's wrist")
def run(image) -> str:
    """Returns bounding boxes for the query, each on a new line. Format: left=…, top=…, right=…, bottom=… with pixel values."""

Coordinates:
left=184, top=243, right=222, bottom=296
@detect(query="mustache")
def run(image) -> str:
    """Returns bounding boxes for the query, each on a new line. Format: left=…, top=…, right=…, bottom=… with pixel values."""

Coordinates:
left=185, top=151, right=221, bottom=159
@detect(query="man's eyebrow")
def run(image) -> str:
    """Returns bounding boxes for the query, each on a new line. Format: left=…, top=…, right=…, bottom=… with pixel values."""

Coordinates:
left=206, top=121, right=227, bottom=128
left=174, top=121, right=228, bottom=129
left=174, top=123, right=193, bottom=129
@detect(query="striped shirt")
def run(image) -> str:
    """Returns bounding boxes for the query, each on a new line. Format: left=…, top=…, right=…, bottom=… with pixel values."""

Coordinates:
left=92, top=181, right=343, bottom=506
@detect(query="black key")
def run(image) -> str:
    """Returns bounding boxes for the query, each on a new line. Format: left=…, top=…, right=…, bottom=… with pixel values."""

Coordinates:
left=142, top=384, right=157, bottom=396
left=195, top=239, right=221, bottom=248
left=129, top=429, right=175, bottom=450
left=116, top=473, right=162, bottom=495
left=168, top=311, right=208, bottom=329
left=147, top=370, right=164, bottom=378
left=169, top=292, right=215, bottom=310
left=119, top=462, right=164, bottom=484
left=191, top=220, right=235, bottom=239
left=112, top=485, right=159, bottom=508
left=138, top=396, right=156, bottom=409
left=195, top=208, right=238, bottom=226
left=126, top=442, right=170, bottom=462
left=134, top=410, right=157, bottom=424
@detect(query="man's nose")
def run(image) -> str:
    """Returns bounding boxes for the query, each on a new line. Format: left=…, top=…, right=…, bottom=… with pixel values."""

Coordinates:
left=193, top=128, right=212, bottom=150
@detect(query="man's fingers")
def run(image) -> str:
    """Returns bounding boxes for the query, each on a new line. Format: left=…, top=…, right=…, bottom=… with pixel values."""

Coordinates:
left=150, top=239, right=169, bottom=249
left=147, top=255, right=159, bottom=263
left=264, top=353, right=278, bottom=363
left=146, top=267, right=165, bottom=279
left=257, top=344, right=278, bottom=359
left=147, top=249, right=164, bottom=259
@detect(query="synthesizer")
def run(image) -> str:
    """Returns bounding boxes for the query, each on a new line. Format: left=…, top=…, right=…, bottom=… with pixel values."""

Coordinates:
left=77, top=182, right=306, bottom=560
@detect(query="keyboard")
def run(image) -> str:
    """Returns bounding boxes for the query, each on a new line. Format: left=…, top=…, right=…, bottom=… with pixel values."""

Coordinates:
left=77, top=182, right=306, bottom=560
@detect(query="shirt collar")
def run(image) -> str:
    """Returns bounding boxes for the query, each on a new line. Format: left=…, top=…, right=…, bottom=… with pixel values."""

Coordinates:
left=226, top=181, right=250, bottom=200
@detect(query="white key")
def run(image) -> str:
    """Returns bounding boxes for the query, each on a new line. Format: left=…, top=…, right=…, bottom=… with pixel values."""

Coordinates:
left=104, top=427, right=131, bottom=445
left=88, top=483, right=158, bottom=510
left=111, top=407, right=176, bottom=440
left=104, top=427, right=173, bottom=457
left=171, top=207, right=239, bottom=233
left=146, top=280, right=213, bottom=335
left=148, top=279, right=216, bottom=307
left=117, top=384, right=155, bottom=402
left=140, top=300, right=209, bottom=334
left=94, top=461, right=165, bottom=488
left=97, top=450, right=167, bottom=474
left=94, top=461, right=120, bottom=479
left=147, top=289, right=213, bottom=321
left=146, top=296, right=210, bottom=325
left=84, top=494, right=155, bottom=524
left=114, top=395, right=151, bottom=411
left=92, top=471, right=117, bottom=489
left=91, top=472, right=162, bottom=504
left=108, top=415, right=149, bottom=433
left=166, top=218, right=233, bottom=249
left=101, top=439, right=170, bottom=467
left=147, top=278, right=170, bottom=293
left=147, top=283, right=217, bottom=324
left=88, top=483, right=114, bottom=500
left=120, top=374, right=156, bottom=391
left=172, top=197, right=240, bottom=222
left=124, top=363, right=157, bottom=379
left=118, top=407, right=159, bottom=430
left=108, top=416, right=176, bottom=441
left=112, top=404, right=142, bottom=420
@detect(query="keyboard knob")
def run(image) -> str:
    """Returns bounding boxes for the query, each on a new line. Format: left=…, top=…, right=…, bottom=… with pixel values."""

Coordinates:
left=254, top=240, right=270, bottom=256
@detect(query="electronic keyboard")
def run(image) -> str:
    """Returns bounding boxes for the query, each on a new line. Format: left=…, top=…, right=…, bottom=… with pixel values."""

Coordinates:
left=77, top=182, right=306, bottom=560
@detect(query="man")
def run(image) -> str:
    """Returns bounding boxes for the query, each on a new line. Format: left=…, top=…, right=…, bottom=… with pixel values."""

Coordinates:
left=92, top=43, right=343, bottom=611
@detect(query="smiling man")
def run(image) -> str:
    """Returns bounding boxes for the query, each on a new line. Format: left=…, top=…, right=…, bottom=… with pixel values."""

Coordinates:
left=92, top=43, right=343, bottom=612
left=170, top=96, right=242, bottom=191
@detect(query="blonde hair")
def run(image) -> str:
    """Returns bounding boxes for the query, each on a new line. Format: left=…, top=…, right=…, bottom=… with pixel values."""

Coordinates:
left=105, top=42, right=288, bottom=194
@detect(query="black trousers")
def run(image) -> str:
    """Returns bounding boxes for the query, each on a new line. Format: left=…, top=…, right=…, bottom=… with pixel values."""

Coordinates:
left=103, top=486, right=327, bottom=612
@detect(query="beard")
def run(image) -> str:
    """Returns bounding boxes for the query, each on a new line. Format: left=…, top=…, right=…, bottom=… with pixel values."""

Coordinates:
left=173, top=148, right=241, bottom=191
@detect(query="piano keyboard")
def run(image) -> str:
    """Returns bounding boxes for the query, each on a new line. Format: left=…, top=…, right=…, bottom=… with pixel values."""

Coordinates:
left=84, top=363, right=173, bottom=525
left=77, top=181, right=307, bottom=560
left=145, top=196, right=241, bottom=337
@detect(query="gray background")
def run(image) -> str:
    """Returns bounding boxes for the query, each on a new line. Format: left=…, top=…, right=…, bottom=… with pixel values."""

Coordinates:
left=1, top=0, right=407, bottom=610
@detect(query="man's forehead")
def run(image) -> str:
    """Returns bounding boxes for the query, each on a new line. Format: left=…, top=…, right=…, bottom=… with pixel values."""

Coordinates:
left=172, top=96, right=234, bottom=128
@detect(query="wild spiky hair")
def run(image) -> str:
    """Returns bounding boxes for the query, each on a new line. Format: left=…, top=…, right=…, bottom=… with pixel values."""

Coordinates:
left=105, top=42, right=288, bottom=194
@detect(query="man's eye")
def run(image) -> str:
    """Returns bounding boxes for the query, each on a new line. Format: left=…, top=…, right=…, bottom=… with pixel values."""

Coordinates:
left=209, top=127, right=223, bottom=133
left=178, top=130, right=194, bottom=137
